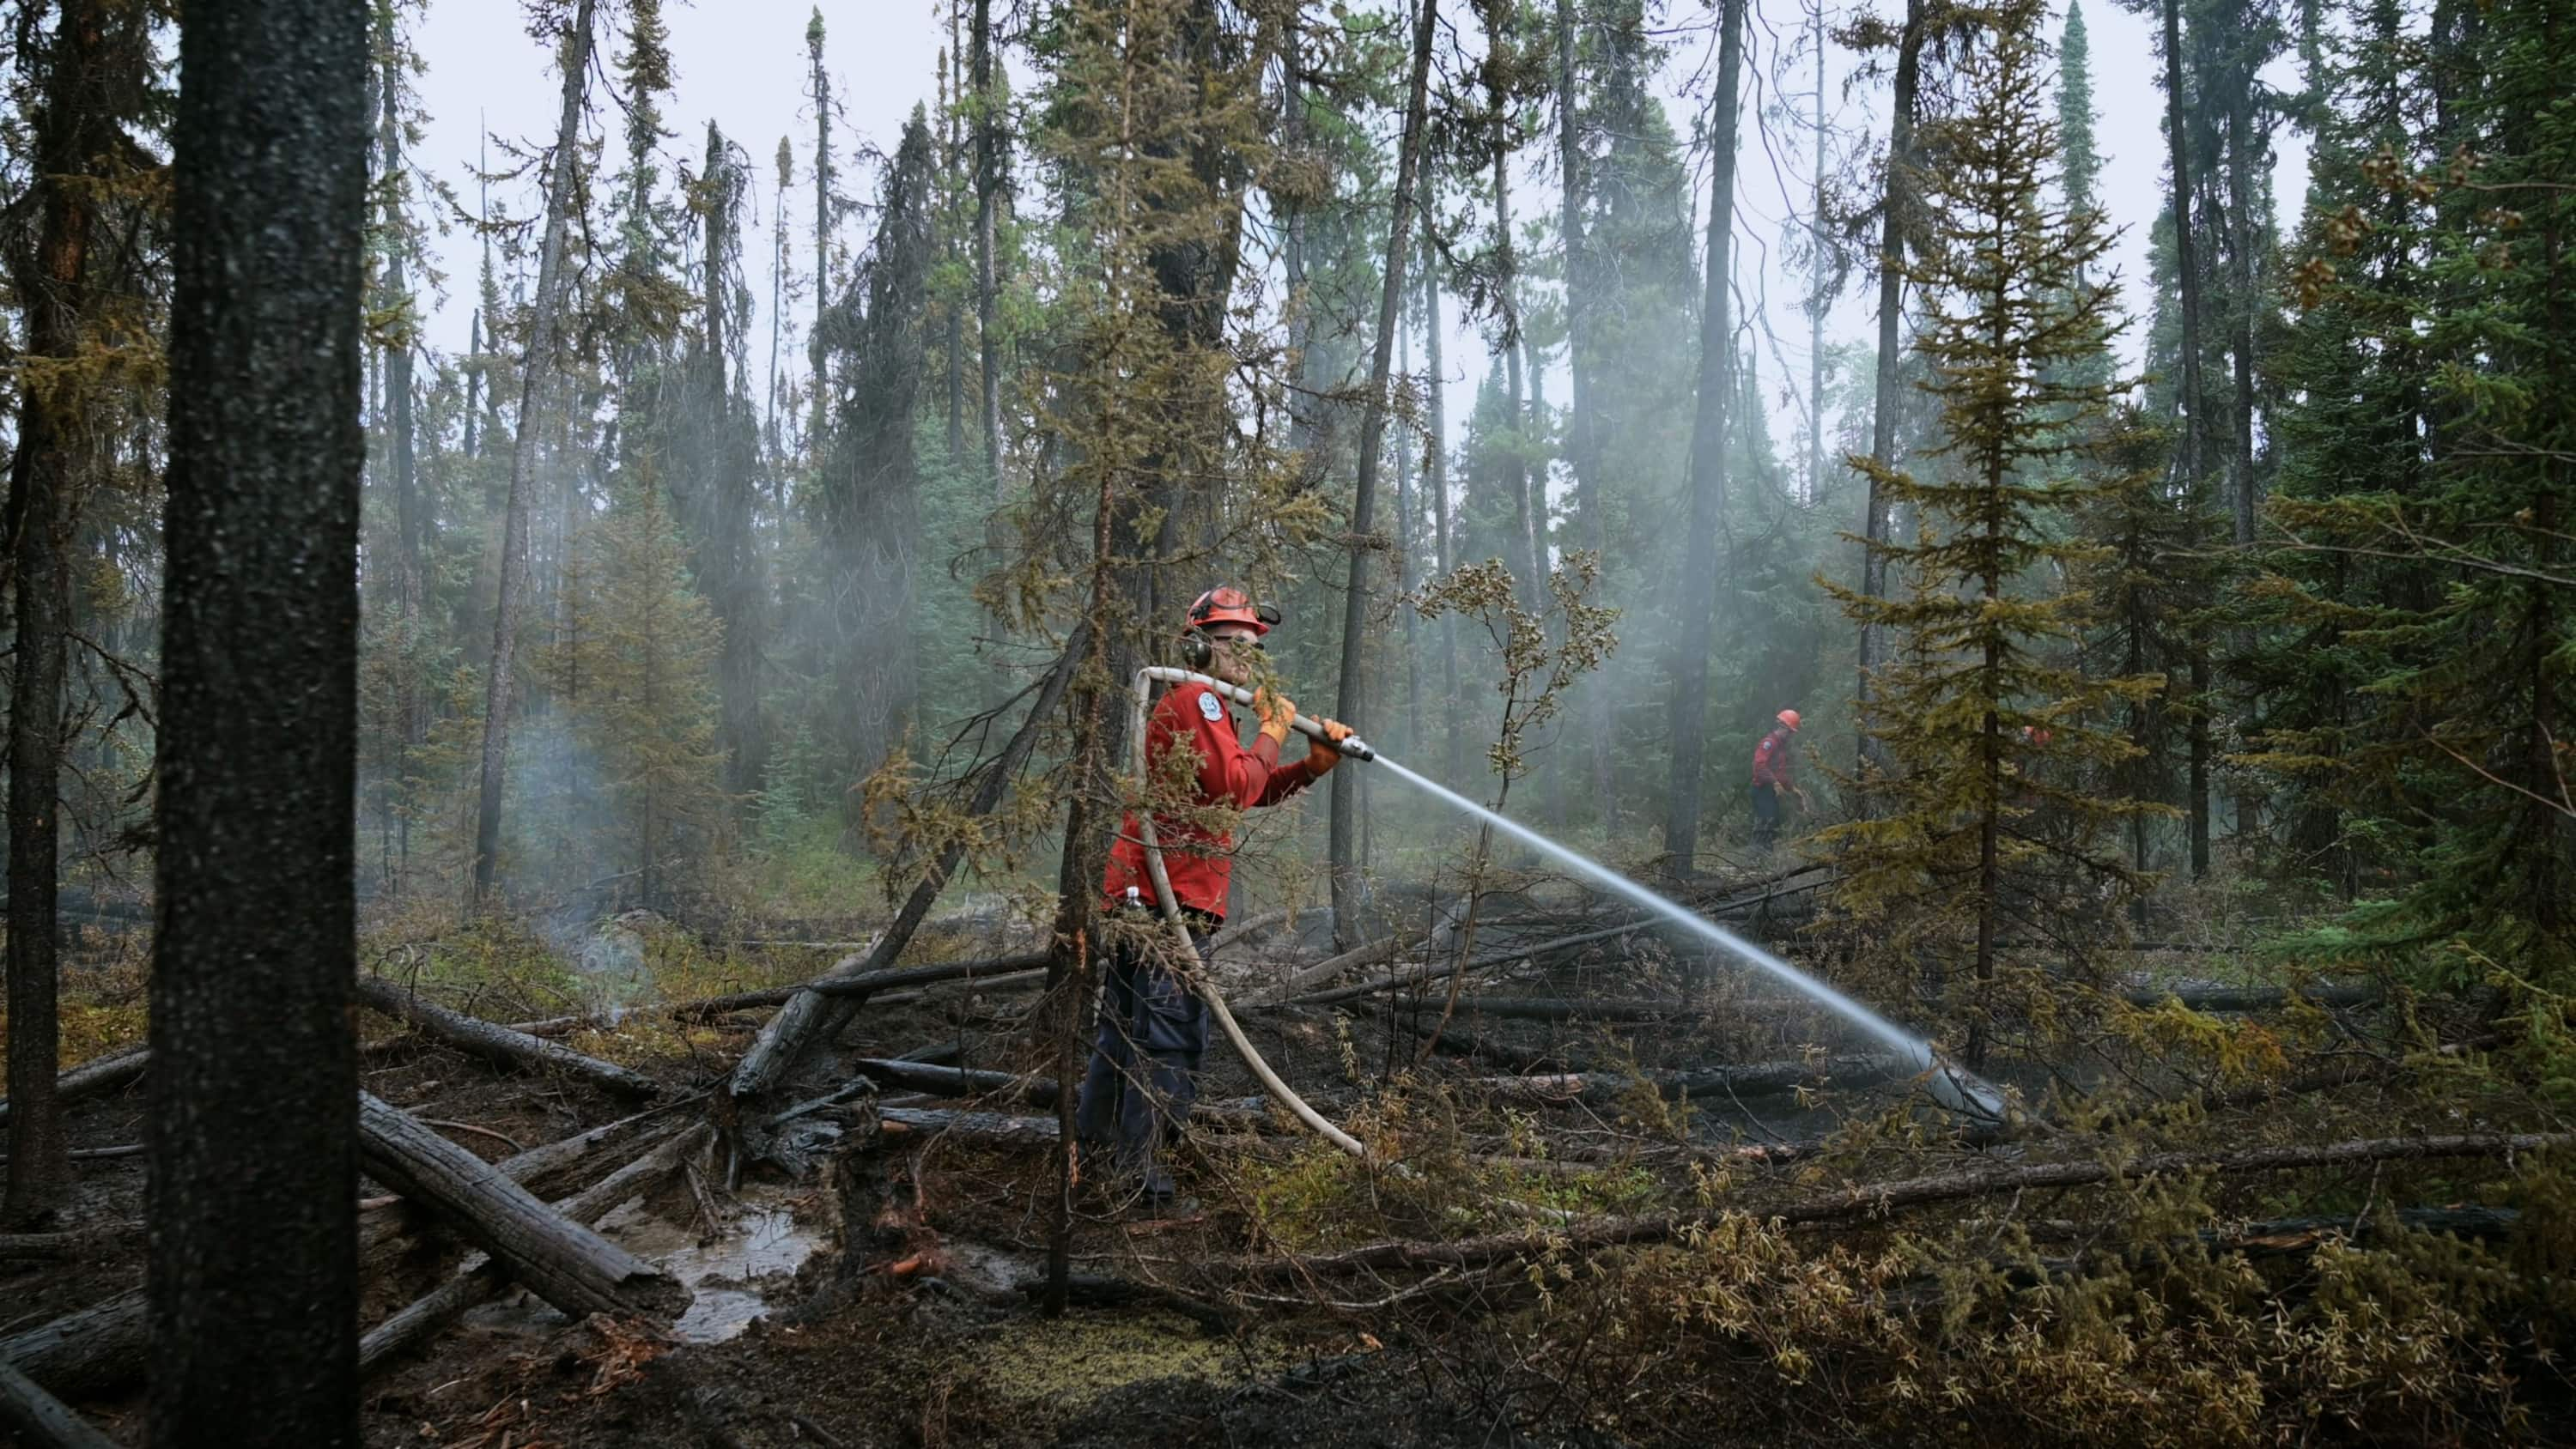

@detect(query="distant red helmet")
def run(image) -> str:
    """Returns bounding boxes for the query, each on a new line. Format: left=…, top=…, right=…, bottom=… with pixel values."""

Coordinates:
left=1184, top=586, right=1279, bottom=637
left=1777, top=709, right=1801, bottom=732
left=2022, top=724, right=2054, bottom=747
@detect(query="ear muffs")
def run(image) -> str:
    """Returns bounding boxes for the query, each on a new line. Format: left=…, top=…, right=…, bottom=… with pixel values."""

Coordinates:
left=1179, top=629, right=1214, bottom=670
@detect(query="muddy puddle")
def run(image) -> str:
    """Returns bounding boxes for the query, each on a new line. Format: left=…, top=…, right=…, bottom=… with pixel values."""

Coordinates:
left=454, top=1182, right=829, bottom=1345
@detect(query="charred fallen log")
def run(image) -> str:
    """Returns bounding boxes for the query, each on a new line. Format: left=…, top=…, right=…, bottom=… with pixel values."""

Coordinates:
left=359, top=1123, right=713, bottom=1373
left=0, top=1359, right=116, bottom=1449
left=3, top=1108, right=685, bottom=1399
left=354, top=976, right=662, bottom=1100
left=1461, top=1056, right=1909, bottom=1104
left=354, top=1091, right=685, bottom=1323
left=0, top=1046, right=149, bottom=1132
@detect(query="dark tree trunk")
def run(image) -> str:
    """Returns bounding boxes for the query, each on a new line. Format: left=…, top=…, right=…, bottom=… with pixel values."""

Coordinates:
left=1856, top=0, right=1928, bottom=796
left=7, top=0, right=148, bottom=1229
left=2160, top=0, right=2214, bottom=877
left=809, top=9, right=833, bottom=452
left=686, top=123, right=768, bottom=806
left=473, top=0, right=596, bottom=904
left=1329, top=0, right=1437, bottom=949
left=1425, top=229, right=1461, bottom=785
left=1487, top=33, right=1541, bottom=614
left=1662, top=0, right=1747, bottom=876
left=151, top=0, right=368, bottom=1435
left=2226, top=80, right=2257, bottom=550
left=973, top=0, right=1002, bottom=483
left=1560, top=0, right=1614, bottom=833
left=380, top=42, right=422, bottom=609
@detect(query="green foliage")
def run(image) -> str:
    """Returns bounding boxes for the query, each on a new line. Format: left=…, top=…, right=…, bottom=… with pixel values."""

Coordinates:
left=1822, top=5, right=2170, bottom=1067
left=2248, top=0, right=2576, bottom=992
left=556, top=464, right=728, bottom=901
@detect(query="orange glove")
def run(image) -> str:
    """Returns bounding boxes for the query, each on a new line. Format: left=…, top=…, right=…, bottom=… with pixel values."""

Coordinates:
left=1252, top=687, right=1297, bottom=747
left=1309, top=718, right=1356, bottom=774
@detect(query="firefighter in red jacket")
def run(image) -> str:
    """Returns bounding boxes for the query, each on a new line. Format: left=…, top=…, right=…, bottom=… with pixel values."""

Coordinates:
left=1076, top=587, right=1354, bottom=1209
left=1750, top=708, right=1811, bottom=851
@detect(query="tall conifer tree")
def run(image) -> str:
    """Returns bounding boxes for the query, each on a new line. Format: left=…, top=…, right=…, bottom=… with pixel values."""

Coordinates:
left=1825, top=3, right=2166, bottom=1070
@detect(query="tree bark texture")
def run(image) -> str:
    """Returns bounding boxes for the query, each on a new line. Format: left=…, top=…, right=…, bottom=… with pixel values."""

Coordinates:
left=1661, top=0, right=1747, bottom=875
left=1328, top=0, right=1438, bottom=948
left=151, top=0, right=368, bottom=1436
left=472, top=0, right=596, bottom=904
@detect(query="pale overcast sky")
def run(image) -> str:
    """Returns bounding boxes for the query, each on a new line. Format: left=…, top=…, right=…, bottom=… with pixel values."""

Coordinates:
left=405, top=0, right=2308, bottom=465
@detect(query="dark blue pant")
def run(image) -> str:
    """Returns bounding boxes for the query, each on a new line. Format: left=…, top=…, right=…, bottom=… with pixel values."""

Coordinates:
left=1751, top=783, right=1781, bottom=850
left=1073, top=915, right=1213, bottom=1198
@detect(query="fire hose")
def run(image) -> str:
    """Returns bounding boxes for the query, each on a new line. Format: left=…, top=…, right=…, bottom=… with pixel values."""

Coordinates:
left=1130, top=666, right=1371, bottom=1159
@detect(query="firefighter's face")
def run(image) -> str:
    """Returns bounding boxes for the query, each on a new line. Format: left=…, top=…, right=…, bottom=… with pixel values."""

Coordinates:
left=1206, top=624, right=1263, bottom=684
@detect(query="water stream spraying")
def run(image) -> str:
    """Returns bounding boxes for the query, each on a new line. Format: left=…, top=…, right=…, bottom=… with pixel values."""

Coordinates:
left=1133, top=666, right=2005, bottom=1123
left=1370, top=758, right=2005, bottom=1120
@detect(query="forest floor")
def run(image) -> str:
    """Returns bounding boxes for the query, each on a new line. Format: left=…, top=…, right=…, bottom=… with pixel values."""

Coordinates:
left=7, top=869, right=2571, bottom=1447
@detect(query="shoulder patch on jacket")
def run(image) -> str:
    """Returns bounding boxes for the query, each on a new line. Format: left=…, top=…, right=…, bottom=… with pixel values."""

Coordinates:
left=1198, top=691, right=1225, bottom=722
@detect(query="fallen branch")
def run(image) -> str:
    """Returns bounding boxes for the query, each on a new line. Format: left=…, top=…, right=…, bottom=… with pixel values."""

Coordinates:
left=356, top=1092, right=684, bottom=1322
left=0, top=1046, right=149, bottom=1131
left=1242, top=935, right=1405, bottom=1007
left=2119, top=980, right=2380, bottom=1012
left=850, top=1058, right=1054, bottom=1105
left=1012, top=1272, right=1239, bottom=1333
left=878, top=1105, right=1062, bottom=1147
left=355, top=975, right=663, bottom=1100
left=0, top=1224, right=145, bottom=1262
left=0, top=1359, right=116, bottom=1449
left=1249, top=1130, right=2576, bottom=1280
left=6, top=1109, right=686, bottom=1399
left=1463, top=1055, right=1910, bottom=1104
left=359, top=1123, right=714, bottom=1374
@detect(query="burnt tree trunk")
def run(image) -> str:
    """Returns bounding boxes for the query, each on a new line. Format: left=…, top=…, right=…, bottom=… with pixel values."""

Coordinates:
left=352, top=976, right=664, bottom=1099
left=1425, top=226, right=1461, bottom=785
left=2161, top=0, right=2214, bottom=877
left=1328, top=0, right=1437, bottom=948
left=471, top=0, right=596, bottom=904
left=973, top=0, right=1004, bottom=482
left=1662, top=0, right=1747, bottom=876
left=1855, top=0, right=1928, bottom=797
left=151, top=0, right=368, bottom=1436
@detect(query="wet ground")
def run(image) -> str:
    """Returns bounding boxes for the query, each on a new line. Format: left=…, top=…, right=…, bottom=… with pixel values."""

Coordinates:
left=3, top=899, right=1909, bottom=1448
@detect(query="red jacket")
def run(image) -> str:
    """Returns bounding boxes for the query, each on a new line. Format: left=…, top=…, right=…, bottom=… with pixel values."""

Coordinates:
left=1750, top=726, right=1797, bottom=788
left=1103, top=681, right=1322, bottom=919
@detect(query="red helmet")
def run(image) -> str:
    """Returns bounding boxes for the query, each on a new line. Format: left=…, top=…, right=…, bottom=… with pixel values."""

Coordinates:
left=1777, top=708, right=1801, bottom=732
left=1185, top=586, right=1279, bottom=637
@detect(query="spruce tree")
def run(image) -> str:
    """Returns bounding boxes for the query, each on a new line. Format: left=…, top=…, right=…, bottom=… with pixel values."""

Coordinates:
left=562, top=466, right=726, bottom=905
left=1822, top=2, right=2167, bottom=1070
left=2255, top=0, right=2576, bottom=990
